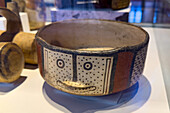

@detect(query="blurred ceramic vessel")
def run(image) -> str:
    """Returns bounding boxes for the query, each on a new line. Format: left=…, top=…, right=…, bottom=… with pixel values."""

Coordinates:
left=111, top=0, right=130, bottom=10
left=36, top=19, right=149, bottom=96
left=25, top=0, right=45, bottom=30
left=0, top=30, right=38, bottom=64
left=12, top=32, right=37, bottom=64
left=0, top=42, right=24, bottom=83
left=99, top=0, right=130, bottom=10
left=0, top=8, right=37, bottom=65
left=12, top=0, right=26, bottom=12
left=0, top=8, right=24, bottom=83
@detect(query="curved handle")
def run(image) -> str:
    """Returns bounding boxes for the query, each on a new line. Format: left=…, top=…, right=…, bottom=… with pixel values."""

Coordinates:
left=0, top=7, right=21, bottom=41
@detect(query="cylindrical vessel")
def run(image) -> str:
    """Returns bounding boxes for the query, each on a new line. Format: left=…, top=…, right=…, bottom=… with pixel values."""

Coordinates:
left=25, top=0, right=45, bottom=30
left=0, top=30, right=37, bottom=64
left=12, top=32, right=37, bottom=64
left=0, top=42, right=24, bottom=83
left=99, top=0, right=111, bottom=8
left=36, top=19, right=149, bottom=96
left=7, top=2, right=20, bottom=17
left=111, top=0, right=130, bottom=10
left=12, top=0, right=26, bottom=12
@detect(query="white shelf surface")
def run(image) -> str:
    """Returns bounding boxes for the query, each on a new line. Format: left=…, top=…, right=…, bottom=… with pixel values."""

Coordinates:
left=0, top=27, right=169, bottom=113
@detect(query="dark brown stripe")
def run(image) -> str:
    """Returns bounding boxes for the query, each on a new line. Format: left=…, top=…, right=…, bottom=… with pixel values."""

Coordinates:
left=36, top=42, right=43, bottom=77
left=109, top=54, right=118, bottom=93
left=113, top=52, right=134, bottom=93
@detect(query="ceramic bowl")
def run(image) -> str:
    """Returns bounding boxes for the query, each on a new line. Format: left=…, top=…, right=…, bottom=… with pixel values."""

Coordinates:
left=36, top=19, right=149, bottom=96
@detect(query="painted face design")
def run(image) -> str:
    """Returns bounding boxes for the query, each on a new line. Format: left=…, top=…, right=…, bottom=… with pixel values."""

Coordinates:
left=43, top=48, right=113, bottom=95
left=42, top=45, right=147, bottom=96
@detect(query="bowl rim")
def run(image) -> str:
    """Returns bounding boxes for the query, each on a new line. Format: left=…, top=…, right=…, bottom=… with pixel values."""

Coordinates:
left=35, top=19, right=149, bottom=54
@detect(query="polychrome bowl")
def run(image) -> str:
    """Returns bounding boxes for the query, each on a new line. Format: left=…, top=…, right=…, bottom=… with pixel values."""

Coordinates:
left=35, top=20, right=149, bottom=96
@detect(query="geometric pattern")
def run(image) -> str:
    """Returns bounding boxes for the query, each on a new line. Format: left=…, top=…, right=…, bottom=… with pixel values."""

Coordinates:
left=43, top=48, right=73, bottom=86
left=42, top=45, right=148, bottom=95
left=130, top=46, right=148, bottom=86
left=43, top=47, right=114, bottom=95
left=77, top=56, right=113, bottom=95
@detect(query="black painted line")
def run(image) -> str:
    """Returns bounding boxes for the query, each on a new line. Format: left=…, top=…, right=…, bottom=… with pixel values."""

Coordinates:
left=43, top=48, right=47, bottom=77
left=103, top=59, right=108, bottom=94
left=4, top=48, right=13, bottom=74
left=109, top=54, right=118, bottom=93
left=0, top=50, right=7, bottom=79
left=72, top=54, right=77, bottom=82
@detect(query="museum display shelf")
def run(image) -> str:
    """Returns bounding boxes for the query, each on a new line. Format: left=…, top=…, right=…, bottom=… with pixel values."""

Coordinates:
left=0, top=27, right=169, bottom=113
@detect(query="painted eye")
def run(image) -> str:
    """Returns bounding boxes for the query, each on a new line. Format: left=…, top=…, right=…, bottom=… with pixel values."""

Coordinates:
left=84, top=62, right=93, bottom=70
left=56, top=59, right=65, bottom=68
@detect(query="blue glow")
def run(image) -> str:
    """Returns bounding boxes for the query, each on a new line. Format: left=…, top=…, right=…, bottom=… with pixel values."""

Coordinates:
left=129, top=4, right=143, bottom=23
left=153, top=10, right=158, bottom=23
left=129, top=10, right=135, bottom=23
left=135, top=10, right=142, bottom=23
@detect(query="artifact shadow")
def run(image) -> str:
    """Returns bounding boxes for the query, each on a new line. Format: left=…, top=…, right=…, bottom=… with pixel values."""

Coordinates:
left=24, top=63, right=38, bottom=70
left=0, top=76, right=27, bottom=95
left=42, top=75, right=151, bottom=113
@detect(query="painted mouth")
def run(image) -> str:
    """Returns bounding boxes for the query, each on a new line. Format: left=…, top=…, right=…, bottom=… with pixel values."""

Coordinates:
left=57, top=80, right=96, bottom=93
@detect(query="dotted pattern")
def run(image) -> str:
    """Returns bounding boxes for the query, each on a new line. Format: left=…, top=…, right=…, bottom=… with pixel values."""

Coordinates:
left=43, top=47, right=114, bottom=95
left=43, top=48, right=73, bottom=85
left=77, top=55, right=113, bottom=95
left=130, top=46, right=148, bottom=86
